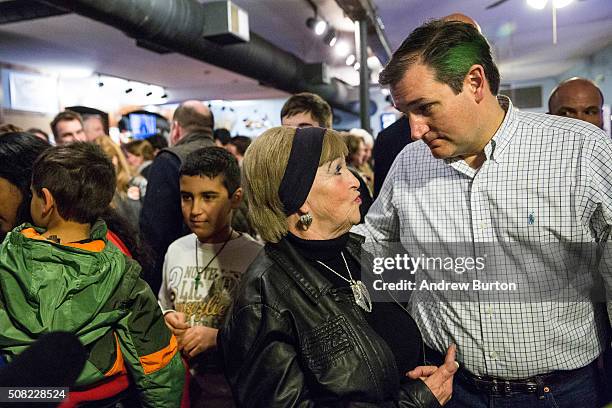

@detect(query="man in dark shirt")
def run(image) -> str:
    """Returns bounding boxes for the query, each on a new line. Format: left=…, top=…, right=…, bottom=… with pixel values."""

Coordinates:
left=140, top=100, right=214, bottom=294
left=373, top=116, right=411, bottom=198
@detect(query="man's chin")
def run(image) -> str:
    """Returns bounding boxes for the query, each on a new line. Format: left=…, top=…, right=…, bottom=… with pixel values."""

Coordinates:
left=428, top=146, right=452, bottom=159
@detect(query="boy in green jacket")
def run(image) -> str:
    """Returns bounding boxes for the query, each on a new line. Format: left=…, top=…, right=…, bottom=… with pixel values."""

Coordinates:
left=0, top=142, right=184, bottom=407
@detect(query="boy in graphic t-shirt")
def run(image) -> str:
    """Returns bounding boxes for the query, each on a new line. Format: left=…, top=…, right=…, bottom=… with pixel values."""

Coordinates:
left=159, top=147, right=262, bottom=407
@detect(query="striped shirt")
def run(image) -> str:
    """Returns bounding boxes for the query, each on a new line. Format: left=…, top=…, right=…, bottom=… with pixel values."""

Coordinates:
left=354, top=96, right=612, bottom=378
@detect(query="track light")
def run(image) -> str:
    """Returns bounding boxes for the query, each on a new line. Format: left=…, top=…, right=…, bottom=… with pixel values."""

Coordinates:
left=161, top=93, right=168, bottom=99
left=345, top=54, right=356, bottom=66
left=324, top=29, right=337, bottom=47
left=354, top=62, right=360, bottom=71
left=97, top=74, right=104, bottom=87
left=146, top=91, right=153, bottom=97
left=334, top=40, right=350, bottom=57
left=306, top=17, right=327, bottom=36
left=125, top=87, right=133, bottom=94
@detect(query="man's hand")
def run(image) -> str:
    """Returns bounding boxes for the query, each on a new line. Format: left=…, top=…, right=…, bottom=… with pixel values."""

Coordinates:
left=178, top=326, right=219, bottom=358
left=406, top=344, right=458, bottom=405
left=163, top=311, right=189, bottom=337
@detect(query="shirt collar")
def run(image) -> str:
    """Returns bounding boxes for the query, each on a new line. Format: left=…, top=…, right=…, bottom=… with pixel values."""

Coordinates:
left=445, top=95, right=517, bottom=176
left=486, top=95, right=518, bottom=163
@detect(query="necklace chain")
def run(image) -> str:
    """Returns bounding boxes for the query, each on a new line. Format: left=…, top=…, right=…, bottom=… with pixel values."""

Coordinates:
left=194, top=228, right=233, bottom=290
left=316, top=252, right=354, bottom=283
left=316, top=251, right=372, bottom=313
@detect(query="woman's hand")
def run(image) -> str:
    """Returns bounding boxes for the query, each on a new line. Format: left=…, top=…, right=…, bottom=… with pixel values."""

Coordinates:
left=179, top=326, right=219, bottom=358
left=406, top=344, right=458, bottom=405
left=163, top=311, right=189, bottom=337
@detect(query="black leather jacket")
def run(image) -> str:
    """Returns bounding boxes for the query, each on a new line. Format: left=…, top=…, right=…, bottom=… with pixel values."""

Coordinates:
left=219, top=233, right=440, bottom=407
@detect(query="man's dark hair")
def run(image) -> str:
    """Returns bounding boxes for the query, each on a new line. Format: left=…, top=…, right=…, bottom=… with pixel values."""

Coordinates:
left=50, top=111, right=84, bottom=140
left=230, top=136, right=252, bottom=156
left=379, top=19, right=500, bottom=95
left=280, top=92, right=333, bottom=128
left=214, top=128, right=231, bottom=145
left=0, top=132, right=51, bottom=227
left=27, top=128, right=50, bottom=142
left=0, top=123, right=24, bottom=134
left=173, top=104, right=214, bottom=134
left=180, top=146, right=240, bottom=195
left=32, top=142, right=116, bottom=224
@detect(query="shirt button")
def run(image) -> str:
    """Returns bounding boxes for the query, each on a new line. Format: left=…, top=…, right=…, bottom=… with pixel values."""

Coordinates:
left=485, top=306, right=493, bottom=314
left=490, top=351, right=498, bottom=359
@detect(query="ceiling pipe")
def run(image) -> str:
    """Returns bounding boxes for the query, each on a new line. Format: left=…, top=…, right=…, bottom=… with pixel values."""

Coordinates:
left=37, top=0, right=360, bottom=114
left=334, top=0, right=392, bottom=65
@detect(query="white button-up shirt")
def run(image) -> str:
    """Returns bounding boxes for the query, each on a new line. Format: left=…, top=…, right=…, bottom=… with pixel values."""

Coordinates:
left=355, top=96, right=612, bottom=378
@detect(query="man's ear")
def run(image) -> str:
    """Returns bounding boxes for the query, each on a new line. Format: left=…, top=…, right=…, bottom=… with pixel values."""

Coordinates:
left=170, top=121, right=181, bottom=145
left=464, top=64, right=487, bottom=103
left=230, top=187, right=243, bottom=209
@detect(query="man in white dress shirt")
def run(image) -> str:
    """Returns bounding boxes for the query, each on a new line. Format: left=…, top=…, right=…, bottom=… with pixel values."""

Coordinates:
left=355, top=18, right=612, bottom=407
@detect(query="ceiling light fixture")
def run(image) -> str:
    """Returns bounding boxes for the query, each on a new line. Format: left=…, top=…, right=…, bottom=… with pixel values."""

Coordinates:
left=527, top=0, right=573, bottom=9
left=324, top=29, right=337, bottom=47
left=526, top=0, right=547, bottom=9
left=334, top=40, right=350, bottom=57
left=552, top=0, right=573, bottom=7
left=306, top=17, right=327, bottom=36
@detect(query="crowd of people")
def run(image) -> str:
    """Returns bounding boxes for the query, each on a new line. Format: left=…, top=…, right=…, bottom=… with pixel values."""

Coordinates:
left=0, top=12, right=610, bottom=408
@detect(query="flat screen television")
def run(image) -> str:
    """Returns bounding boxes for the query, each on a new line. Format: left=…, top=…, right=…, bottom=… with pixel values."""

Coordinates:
left=129, top=113, right=157, bottom=139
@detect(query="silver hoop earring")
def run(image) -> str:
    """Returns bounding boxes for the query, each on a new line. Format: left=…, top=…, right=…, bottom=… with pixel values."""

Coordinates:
left=298, top=213, right=313, bottom=230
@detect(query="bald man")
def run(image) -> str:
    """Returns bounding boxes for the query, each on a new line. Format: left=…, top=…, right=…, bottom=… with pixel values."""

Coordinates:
left=549, top=77, right=604, bottom=129
left=141, top=100, right=215, bottom=294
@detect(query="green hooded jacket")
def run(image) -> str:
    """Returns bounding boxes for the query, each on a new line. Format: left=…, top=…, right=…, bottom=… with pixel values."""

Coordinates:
left=0, top=220, right=184, bottom=407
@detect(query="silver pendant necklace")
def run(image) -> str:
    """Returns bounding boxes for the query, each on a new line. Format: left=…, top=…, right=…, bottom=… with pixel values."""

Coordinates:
left=316, top=252, right=372, bottom=313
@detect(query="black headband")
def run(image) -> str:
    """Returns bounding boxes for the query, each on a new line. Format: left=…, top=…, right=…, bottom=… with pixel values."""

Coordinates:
left=278, top=127, right=326, bottom=216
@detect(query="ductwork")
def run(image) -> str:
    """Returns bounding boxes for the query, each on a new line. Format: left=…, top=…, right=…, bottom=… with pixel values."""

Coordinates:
left=37, top=0, right=359, bottom=113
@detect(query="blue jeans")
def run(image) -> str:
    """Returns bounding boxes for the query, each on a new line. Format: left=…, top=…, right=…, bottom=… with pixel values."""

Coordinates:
left=445, top=363, right=601, bottom=408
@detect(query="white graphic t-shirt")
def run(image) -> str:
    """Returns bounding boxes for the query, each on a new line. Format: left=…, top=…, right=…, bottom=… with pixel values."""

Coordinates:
left=158, top=233, right=263, bottom=328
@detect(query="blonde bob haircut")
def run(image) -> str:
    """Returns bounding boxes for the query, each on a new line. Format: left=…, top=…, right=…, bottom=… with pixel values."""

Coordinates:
left=243, top=126, right=348, bottom=243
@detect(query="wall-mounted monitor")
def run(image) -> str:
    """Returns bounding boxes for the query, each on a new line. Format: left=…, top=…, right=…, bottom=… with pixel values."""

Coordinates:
left=129, top=113, right=157, bottom=139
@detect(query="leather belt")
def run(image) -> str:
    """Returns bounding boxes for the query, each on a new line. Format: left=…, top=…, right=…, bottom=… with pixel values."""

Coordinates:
left=424, top=346, right=596, bottom=396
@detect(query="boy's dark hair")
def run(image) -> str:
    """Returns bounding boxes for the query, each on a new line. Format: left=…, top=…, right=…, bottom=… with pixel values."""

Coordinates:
left=230, top=136, right=252, bottom=156
left=50, top=110, right=84, bottom=140
left=0, top=132, right=51, bottom=226
left=32, top=142, right=116, bottom=224
left=280, top=92, right=333, bottom=128
left=180, top=146, right=240, bottom=195
left=379, top=19, right=500, bottom=95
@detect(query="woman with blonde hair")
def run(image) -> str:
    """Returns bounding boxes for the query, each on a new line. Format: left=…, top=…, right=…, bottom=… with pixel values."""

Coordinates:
left=219, top=126, right=457, bottom=407
left=123, top=139, right=155, bottom=179
left=94, top=136, right=146, bottom=229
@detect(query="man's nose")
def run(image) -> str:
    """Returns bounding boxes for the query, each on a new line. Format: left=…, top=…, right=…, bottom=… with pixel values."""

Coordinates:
left=408, top=114, right=429, bottom=140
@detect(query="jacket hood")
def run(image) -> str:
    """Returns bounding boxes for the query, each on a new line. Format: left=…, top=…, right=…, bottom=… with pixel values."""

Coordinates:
left=0, top=220, right=139, bottom=351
